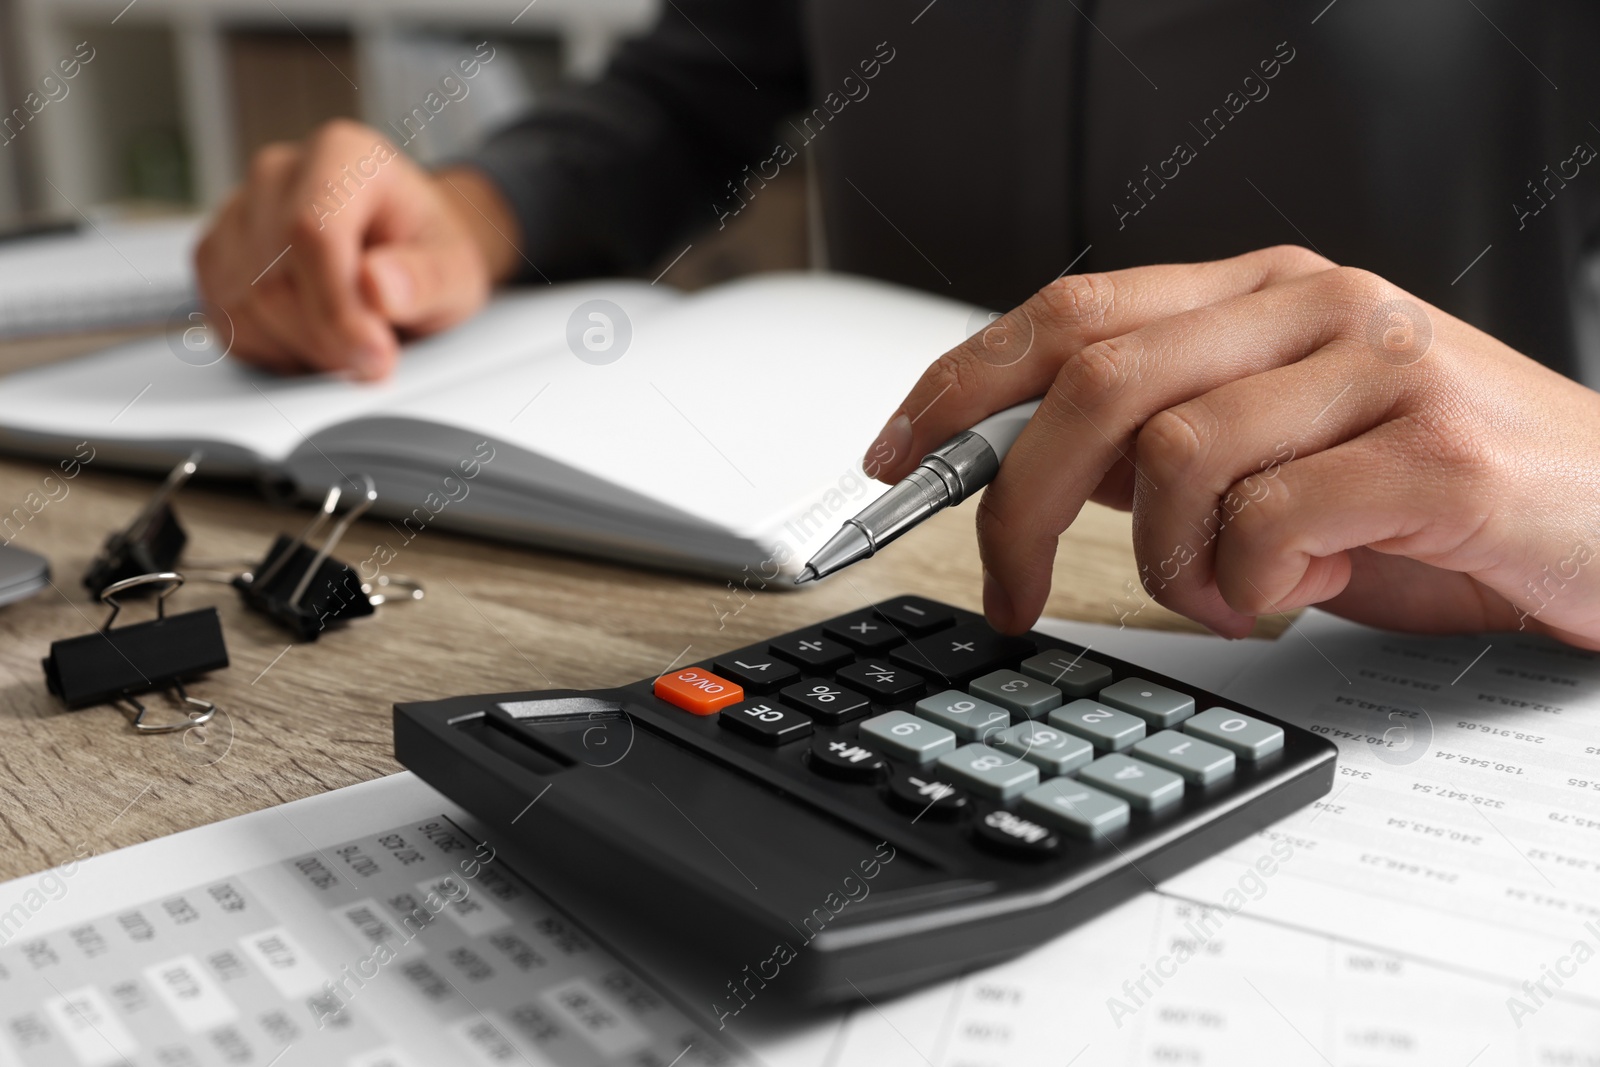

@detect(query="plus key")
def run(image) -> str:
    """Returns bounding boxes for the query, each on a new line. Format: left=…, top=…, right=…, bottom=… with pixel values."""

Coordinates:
left=890, top=623, right=1036, bottom=686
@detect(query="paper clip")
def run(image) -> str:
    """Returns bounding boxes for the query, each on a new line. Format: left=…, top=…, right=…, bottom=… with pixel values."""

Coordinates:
left=234, top=476, right=379, bottom=640
left=83, top=451, right=200, bottom=598
left=42, top=572, right=229, bottom=733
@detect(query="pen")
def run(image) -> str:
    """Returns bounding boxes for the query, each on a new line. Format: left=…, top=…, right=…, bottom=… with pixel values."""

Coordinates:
left=795, top=399, right=1042, bottom=584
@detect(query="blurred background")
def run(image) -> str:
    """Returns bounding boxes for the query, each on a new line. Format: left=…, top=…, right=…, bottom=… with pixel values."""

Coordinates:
left=0, top=0, right=807, bottom=289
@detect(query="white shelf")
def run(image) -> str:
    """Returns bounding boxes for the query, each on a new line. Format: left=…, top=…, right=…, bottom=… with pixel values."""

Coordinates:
left=16, top=0, right=658, bottom=212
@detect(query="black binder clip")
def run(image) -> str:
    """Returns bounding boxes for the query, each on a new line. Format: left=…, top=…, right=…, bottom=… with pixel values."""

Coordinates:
left=233, top=477, right=378, bottom=641
left=83, top=452, right=200, bottom=598
left=42, top=572, right=228, bottom=733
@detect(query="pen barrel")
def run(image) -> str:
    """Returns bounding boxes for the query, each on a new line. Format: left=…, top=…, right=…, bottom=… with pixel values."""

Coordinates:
left=849, top=432, right=999, bottom=555
left=848, top=466, right=949, bottom=554
left=921, top=430, right=1001, bottom=505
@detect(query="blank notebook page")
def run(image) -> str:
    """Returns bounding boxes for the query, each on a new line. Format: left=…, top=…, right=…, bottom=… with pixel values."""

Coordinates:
left=371, top=272, right=975, bottom=539
left=0, top=279, right=676, bottom=465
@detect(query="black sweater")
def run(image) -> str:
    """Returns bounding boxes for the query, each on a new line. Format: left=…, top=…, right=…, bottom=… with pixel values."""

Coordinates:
left=467, top=0, right=1600, bottom=381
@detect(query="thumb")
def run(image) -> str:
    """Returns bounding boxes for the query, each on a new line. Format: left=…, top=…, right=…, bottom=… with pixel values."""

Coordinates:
left=360, top=237, right=489, bottom=335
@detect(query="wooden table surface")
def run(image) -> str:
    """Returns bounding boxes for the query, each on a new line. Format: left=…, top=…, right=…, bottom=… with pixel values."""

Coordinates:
left=0, top=327, right=1281, bottom=882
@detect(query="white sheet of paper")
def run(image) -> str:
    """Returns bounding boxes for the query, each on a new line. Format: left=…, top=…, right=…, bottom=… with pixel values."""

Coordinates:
left=366, top=272, right=975, bottom=539
left=0, top=773, right=743, bottom=1067
left=1161, top=609, right=1600, bottom=1003
left=0, top=280, right=674, bottom=464
left=0, top=217, right=200, bottom=339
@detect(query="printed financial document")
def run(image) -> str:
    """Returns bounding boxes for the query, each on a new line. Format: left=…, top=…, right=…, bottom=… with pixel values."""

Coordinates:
left=0, top=774, right=741, bottom=1067
left=2, top=614, right=1595, bottom=1066
left=1163, top=610, right=1600, bottom=1005
left=747, top=613, right=1600, bottom=1067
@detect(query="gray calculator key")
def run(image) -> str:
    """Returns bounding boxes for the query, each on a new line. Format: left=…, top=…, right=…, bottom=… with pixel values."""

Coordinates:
left=1098, top=677, right=1195, bottom=728
left=1019, top=778, right=1130, bottom=838
left=859, top=710, right=957, bottom=763
left=993, top=721, right=1094, bottom=776
left=1078, top=754, right=1185, bottom=811
left=1132, top=730, right=1235, bottom=785
left=935, top=743, right=1040, bottom=801
left=915, top=690, right=1010, bottom=742
left=1184, top=708, right=1285, bottom=761
left=969, top=669, right=1063, bottom=720
left=1019, top=650, right=1114, bottom=698
left=1046, top=699, right=1146, bottom=751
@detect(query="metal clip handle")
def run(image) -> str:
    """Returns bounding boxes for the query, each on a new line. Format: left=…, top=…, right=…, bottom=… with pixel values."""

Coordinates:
left=99, top=571, right=184, bottom=631
left=119, top=680, right=217, bottom=735
left=290, top=475, right=377, bottom=607
left=125, top=450, right=200, bottom=542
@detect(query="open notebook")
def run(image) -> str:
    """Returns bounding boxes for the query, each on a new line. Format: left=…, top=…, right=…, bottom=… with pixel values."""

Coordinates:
left=0, top=216, right=201, bottom=339
left=0, top=273, right=975, bottom=578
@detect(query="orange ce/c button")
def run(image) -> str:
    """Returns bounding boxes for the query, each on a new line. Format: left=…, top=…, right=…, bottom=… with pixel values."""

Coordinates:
left=654, top=667, right=744, bottom=715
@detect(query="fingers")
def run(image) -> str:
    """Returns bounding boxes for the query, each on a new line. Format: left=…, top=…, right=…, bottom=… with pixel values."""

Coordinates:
left=1312, top=552, right=1524, bottom=636
left=866, top=244, right=1332, bottom=483
left=1128, top=347, right=1400, bottom=635
left=975, top=264, right=1379, bottom=632
left=192, top=120, right=494, bottom=379
left=1210, top=418, right=1499, bottom=629
left=279, top=123, right=403, bottom=375
left=361, top=236, right=491, bottom=335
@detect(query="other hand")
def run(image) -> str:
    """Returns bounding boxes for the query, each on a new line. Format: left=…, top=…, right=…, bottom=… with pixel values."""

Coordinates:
left=194, top=119, right=520, bottom=379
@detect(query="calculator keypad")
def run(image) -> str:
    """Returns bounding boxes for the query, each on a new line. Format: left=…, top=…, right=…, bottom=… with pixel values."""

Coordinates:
left=652, top=601, right=1303, bottom=859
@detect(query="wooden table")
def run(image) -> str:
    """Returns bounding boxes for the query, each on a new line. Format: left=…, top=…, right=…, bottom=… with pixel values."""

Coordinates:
left=0, top=328, right=1275, bottom=882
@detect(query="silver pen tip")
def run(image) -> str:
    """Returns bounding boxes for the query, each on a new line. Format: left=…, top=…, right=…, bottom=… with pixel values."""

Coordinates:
left=793, top=565, right=818, bottom=586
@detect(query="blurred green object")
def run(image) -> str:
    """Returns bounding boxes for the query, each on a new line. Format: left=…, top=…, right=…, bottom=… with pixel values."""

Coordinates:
left=126, top=126, right=191, bottom=204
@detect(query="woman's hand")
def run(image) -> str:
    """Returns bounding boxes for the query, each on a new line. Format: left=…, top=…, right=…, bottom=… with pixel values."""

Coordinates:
left=195, top=120, right=521, bottom=379
left=866, top=246, right=1600, bottom=649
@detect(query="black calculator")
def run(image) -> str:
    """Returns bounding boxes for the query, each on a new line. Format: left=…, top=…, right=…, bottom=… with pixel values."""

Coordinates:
left=394, top=596, right=1335, bottom=1005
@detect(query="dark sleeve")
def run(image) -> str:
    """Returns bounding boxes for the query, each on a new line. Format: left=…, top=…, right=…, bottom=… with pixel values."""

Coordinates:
left=463, top=0, right=809, bottom=282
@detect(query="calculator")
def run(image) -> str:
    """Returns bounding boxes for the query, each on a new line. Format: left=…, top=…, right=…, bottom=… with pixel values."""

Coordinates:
left=395, top=596, right=1335, bottom=1005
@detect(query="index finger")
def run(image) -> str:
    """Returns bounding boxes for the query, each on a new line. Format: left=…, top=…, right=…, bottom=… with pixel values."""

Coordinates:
left=864, top=245, right=1332, bottom=482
